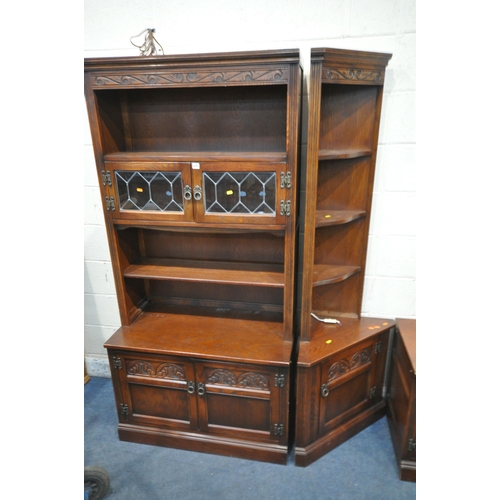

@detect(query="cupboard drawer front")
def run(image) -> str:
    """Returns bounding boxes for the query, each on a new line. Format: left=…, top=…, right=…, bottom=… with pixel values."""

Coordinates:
left=111, top=351, right=198, bottom=431
left=318, top=339, right=379, bottom=435
left=196, top=361, right=287, bottom=443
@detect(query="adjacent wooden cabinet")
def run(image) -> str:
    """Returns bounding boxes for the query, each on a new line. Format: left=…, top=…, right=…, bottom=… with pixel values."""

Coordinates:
left=387, top=318, right=416, bottom=481
left=294, top=48, right=393, bottom=466
left=84, top=50, right=302, bottom=464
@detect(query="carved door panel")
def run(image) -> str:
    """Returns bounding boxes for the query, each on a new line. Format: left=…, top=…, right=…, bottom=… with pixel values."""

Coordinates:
left=318, top=339, right=380, bottom=436
left=195, top=361, right=287, bottom=444
left=112, top=351, right=199, bottom=431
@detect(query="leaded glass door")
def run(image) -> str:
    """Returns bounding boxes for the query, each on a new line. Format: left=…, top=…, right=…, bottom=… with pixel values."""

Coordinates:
left=192, top=162, right=288, bottom=225
left=104, top=162, right=193, bottom=222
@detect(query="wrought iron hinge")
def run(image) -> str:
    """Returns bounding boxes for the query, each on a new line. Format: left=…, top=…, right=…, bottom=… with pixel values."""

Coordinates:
left=280, top=172, right=292, bottom=189
left=273, top=423, right=284, bottom=436
left=374, top=341, right=382, bottom=354
left=112, top=356, right=122, bottom=370
left=407, top=438, right=416, bottom=452
left=101, top=170, right=112, bottom=186
left=120, top=403, right=129, bottom=416
left=105, top=196, right=115, bottom=211
left=280, top=200, right=291, bottom=216
left=369, top=386, right=377, bottom=399
left=274, top=374, right=285, bottom=388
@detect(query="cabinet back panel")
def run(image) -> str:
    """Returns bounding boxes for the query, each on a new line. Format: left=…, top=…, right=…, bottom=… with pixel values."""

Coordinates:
left=142, top=230, right=284, bottom=265
left=319, top=85, right=378, bottom=151
left=314, top=221, right=365, bottom=267
left=149, top=281, right=283, bottom=310
left=312, top=275, right=361, bottom=317
left=96, top=86, right=287, bottom=153
left=316, top=157, right=371, bottom=211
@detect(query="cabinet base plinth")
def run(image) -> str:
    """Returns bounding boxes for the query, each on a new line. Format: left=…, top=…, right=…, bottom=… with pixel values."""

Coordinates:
left=399, top=461, right=416, bottom=482
left=117, top=424, right=289, bottom=465
left=294, top=401, right=386, bottom=467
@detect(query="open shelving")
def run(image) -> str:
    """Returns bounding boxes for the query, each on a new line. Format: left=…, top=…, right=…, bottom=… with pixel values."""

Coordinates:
left=85, top=50, right=302, bottom=464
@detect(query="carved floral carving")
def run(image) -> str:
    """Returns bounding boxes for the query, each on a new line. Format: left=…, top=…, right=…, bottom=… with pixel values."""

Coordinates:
left=92, top=69, right=287, bottom=88
left=206, top=369, right=270, bottom=390
left=327, top=347, right=372, bottom=381
left=127, top=360, right=186, bottom=380
left=323, top=68, right=383, bottom=83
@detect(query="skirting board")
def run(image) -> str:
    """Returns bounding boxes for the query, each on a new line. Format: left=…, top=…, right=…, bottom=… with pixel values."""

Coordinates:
left=85, top=355, right=111, bottom=378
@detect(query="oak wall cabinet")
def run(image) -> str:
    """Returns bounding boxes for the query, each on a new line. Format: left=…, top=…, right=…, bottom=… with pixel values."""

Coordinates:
left=294, top=48, right=394, bottom=467
left=84, top=50, right=302, bottom=464
left=387, top=318, right=416, bottom=481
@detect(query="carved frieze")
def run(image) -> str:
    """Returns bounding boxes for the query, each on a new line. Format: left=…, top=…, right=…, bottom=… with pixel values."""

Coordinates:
left=91, top=69, right=288, bottom=88
left=206, top=368, right=270, bottom=390
left=126, top=360, right=186, bottom=380
left=323, top=68, right=384, bottom=83
left=327, top=347, right=372, bottom=382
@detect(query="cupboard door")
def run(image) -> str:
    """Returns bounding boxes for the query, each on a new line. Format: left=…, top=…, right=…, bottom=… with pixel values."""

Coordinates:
left=195, top=361, right=287, bottom=444
left=113, top=352, right=198, bottom=431
left=104, top=161, right=193, bottom=222
left=318, top=339, right=380, bottom=436
left=191, top=162, right=289, bottom=225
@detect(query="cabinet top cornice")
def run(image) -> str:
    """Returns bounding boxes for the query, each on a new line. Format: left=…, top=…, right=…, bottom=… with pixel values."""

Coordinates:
left=311, top=47, right=392, bottom=67
left=84, top=48, right=301, bottom=71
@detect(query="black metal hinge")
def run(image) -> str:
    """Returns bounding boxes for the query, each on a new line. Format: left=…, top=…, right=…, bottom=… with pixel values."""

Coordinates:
left=280, top=172, right=292, bottom=189
left=112, top=356, right=122, bottom=370
left=280, top=200, right=291, bottom=216
left=274, top=374, right=285, bottom=388
left=273, top=423, right=284, bottom=436
left=374, top=340, right=382, bottom=354
left=369, top=386, right=377, bottom=399
left=101, top=170, right=112, bottom=186
left=105, top=196, right=115, bottom=211
left=120, top=403, right=129, bottom=416
left=408, top=439, right=416, bottom=452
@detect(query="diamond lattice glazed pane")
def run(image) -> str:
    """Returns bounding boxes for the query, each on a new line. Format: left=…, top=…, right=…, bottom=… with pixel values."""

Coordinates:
left=115, top=171, right=184, bottom=212
left=203, top=172, right=276, bottom=214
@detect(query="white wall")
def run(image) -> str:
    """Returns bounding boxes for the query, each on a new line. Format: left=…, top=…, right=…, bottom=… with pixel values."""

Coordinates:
left=84, top=0, right=416, bottom=376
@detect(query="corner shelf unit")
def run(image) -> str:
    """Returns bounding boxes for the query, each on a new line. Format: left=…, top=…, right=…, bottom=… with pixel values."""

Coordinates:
left=84, top=50, right=302, bottom=465
left=295, top=48, right=394, bottom=467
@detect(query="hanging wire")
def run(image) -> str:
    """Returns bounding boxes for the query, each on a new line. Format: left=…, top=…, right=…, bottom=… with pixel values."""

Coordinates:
left=130, top=28, right=164, bottom=56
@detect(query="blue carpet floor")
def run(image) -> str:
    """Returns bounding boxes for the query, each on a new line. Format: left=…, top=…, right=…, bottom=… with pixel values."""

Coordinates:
left=85, top=376, right=416, bottom=499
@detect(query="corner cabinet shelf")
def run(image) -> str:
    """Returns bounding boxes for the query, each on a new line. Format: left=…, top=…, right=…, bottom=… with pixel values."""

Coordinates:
left=295, top=48, right=394, bottom=467
left=85, top=50, right=302, bottom=465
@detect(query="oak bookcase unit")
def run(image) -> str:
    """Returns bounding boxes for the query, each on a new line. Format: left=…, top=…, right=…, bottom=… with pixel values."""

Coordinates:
left=84, top=50, right=302, bottom=464
left=294, top=48, right=394, bottom=466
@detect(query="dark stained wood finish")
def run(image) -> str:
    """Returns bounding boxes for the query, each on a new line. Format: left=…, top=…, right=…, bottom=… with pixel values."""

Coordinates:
left=85, top=49, right=301, bottom=464
left=298, top=48, right=391, bottom=341
left=294, top=318, right=394, bottom=467
left=294, top=48, right=392, bottom=467
left=387, top=318, right=416, bottom=481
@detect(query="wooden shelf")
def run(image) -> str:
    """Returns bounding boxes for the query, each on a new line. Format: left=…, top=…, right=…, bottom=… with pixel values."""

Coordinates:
left=312, top=264, right=361, bottom=287
left=104, top=309, right=292, bottom=365
left=315, top=210, right=366, bottom=228
left=104, top=151, right=287, bottom=163
left=318, top=149, right=371, bottom=161
left=123, top=258, right=285, bottom=288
